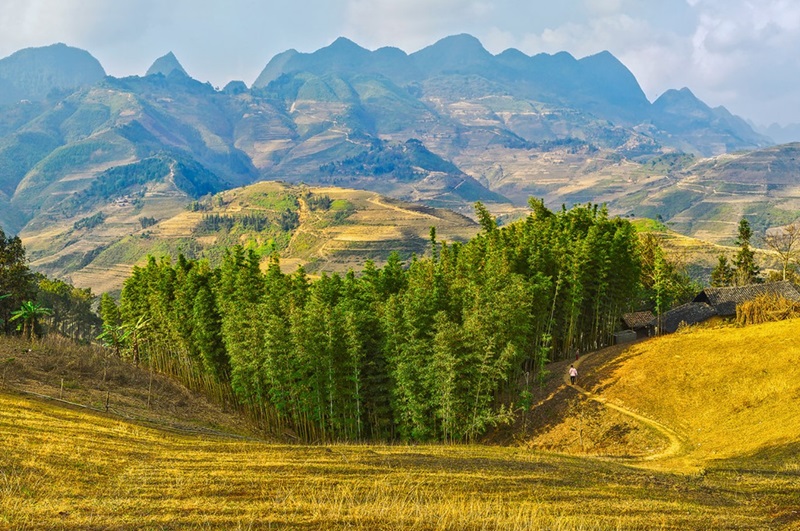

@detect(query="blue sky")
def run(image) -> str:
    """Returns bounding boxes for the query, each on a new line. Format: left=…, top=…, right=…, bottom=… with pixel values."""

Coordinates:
left=1, top=0, right=798, bottom=126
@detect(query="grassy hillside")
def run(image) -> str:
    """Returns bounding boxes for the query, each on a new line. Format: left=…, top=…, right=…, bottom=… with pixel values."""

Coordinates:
left=2, top=319, right=800, bottom=528
left=22, top=181, right=479, bottom=293
left=526, top=319, right=800, bottom=478
left=593, top=319, right=800, bottom=466
left=0, top=335, right=253, bottom=437
left=0, top=389, right=794, bottom=529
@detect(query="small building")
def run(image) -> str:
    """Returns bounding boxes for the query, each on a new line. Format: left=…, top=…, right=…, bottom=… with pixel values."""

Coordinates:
left=693, top=281, right=800, bottom=317
left=655, top=302, right=718, bottom=334
left=613, top=329, right=638, bottom=344
left=621, top=310, right=656, bottom=338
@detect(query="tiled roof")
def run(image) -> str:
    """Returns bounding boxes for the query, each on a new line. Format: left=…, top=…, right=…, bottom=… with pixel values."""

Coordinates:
left=694, top=281, right=800, bottom=316
left=657, top=302, right=717, bottom=334
left=622, top=310, right=656, bottom=329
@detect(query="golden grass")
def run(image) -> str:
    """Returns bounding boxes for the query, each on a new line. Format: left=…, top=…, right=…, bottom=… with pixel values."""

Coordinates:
left=4, top=322, right=800, bottom=528
left=1, top=390, right=796, bottom=530
left=592, top=319, right=800, bottom=469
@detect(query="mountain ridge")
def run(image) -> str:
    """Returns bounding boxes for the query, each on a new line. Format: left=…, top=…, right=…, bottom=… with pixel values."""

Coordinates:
left=0, top=36, right=790, bottom=274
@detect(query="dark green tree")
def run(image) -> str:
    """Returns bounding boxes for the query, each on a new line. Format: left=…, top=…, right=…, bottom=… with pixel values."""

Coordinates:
left=733, top=218, right=760, bottom=286
left=710, top=254, right=734, bottom=287
left=0, top=229, right=36, bottom=334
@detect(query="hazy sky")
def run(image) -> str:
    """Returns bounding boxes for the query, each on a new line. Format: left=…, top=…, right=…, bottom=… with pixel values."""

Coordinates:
left=1, top=0, right=798, bottom=126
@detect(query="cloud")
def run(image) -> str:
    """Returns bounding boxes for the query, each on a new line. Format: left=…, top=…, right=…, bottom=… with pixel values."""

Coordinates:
left=0, top=0, right=157, bottom=52
left=474, top=0, right=800, bottom=123
left=343, top=0, right=495, bottom=52
left=684, top=0, right=800, bottom=122
left=583, top=0, right=625, bottom=15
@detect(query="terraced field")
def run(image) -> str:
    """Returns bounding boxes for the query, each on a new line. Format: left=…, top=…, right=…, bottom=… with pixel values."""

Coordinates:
left=20, top=181, right=479, bottom=293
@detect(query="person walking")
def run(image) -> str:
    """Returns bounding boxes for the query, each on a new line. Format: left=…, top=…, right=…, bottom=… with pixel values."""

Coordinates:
left=568, top=365, right=578, bottom=385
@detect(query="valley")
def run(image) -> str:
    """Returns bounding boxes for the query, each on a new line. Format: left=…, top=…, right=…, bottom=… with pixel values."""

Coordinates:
left=0, top=12, right=798, bottom=531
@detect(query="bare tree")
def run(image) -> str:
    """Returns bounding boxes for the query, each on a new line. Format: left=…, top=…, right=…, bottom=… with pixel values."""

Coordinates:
left=763, top=223, right=800, bottom=281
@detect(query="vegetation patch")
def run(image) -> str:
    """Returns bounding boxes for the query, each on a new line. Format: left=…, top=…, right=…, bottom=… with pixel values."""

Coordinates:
left=319, top=138, right=461, bottom=181
left=72, top=211, right=105, bottom=231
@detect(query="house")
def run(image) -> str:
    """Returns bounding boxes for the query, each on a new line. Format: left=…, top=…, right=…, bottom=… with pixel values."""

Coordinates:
left=693, top=281, right=800, bottom=317
left=618, top=281, right=800, bottom=339
left=613, top=329, right=638, bottom=344
left=621, top=310, right=656, bottom=338
left=655, top=302, right=718, bottom=334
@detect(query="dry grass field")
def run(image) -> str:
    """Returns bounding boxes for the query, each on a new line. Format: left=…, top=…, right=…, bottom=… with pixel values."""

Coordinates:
left=2, top=319, right=800, bottom=529
left=586, top=318, right=800, bottom=469
left=1, top=390, right=795, bottom=530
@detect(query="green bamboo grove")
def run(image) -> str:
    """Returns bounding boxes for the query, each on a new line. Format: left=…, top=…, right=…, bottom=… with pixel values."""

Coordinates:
left=109, top=200, right=642, bottom=442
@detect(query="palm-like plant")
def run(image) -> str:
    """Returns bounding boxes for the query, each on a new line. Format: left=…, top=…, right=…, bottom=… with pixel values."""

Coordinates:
left=96, top=323, right=131, bottom=358
left=10, top=301, right=52, bottom=341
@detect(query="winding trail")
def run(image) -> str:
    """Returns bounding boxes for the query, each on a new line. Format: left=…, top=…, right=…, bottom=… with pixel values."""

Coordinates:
left=565, top=350, right=686, bottom=463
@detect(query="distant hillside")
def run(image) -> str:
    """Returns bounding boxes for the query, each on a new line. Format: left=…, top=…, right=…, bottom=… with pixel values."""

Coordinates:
left=22, top=181, right=479, bottom=294
left=628, top=143, right=800, bottom=244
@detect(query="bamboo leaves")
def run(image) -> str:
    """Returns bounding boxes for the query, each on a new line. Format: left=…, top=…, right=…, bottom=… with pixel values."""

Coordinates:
left=111, top=199, right=642, bottom=442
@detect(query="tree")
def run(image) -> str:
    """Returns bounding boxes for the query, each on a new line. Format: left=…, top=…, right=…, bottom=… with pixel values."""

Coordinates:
left=10, top=301, right=52, bottom=341
left=474, top=201, right=497, bottom=233
left=37, top=276, right=99, bottom=341
left=639, top=232, right=698, bottom=314
left=733, top=218, right=760, bottom=286
left=763, top=223, right=800, bottom=281
left=0, top=229, right=36, bottom=334
left=710, top=254, right=734, bottom=287
left=96, top=323, right=130, bottom=358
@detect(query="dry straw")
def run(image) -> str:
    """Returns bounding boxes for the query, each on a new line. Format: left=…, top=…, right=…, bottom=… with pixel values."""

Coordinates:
left=735, top=294, right=800, bottom=326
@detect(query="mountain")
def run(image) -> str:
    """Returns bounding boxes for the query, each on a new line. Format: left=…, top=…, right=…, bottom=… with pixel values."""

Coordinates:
left=621, top=142, right=800, bottom=244
left=650, top=88, right=766, bottom=155
left=253, top=35, right=764, bottom=154
left=145, top=52, right=188, bottom=77
left=0, top=43, right=105, bottom=105
left=0, top=35, right=787, bottom=268
left=758, top=122, right=800, bottom=144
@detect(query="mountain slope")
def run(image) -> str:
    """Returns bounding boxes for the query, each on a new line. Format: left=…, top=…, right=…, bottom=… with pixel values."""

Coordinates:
left=595, top=318, right=800, bottom=465
left=22, top=181, right=479, bottom=293
left=525, top=317, right=800, bottom=472
left=636, top=142, right=800, bottom=243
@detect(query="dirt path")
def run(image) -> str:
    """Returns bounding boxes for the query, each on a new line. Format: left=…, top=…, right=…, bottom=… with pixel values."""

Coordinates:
left=367, top=196, right=442, bottom=221
left=566, top=351, right=686, bottom=463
